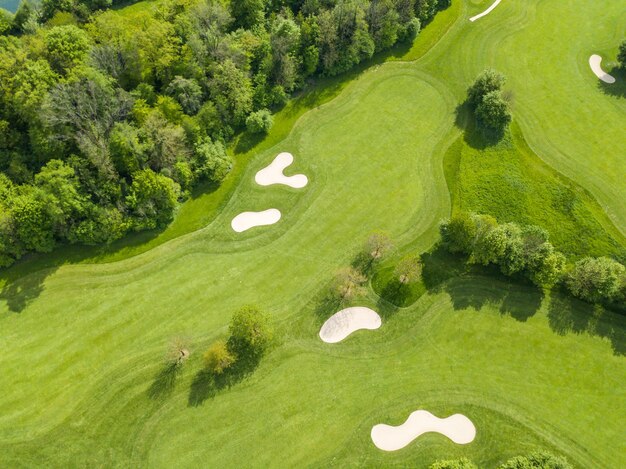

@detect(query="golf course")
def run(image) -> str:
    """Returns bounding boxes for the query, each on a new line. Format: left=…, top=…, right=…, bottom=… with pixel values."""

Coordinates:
left=0, top=0, right=625, bottom=467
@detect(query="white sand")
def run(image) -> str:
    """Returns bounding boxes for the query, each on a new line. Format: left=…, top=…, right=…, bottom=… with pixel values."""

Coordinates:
left=589, top=55, right=616, bottom=84
left=319, top=307, right=381, bottom=343
left=371, top=410, right=476, bottom=451
left=231, top=209, right=281, bottom=233
left=469, top=0, right=502, bottom=22
left=255, top=152, right=308, bottom=188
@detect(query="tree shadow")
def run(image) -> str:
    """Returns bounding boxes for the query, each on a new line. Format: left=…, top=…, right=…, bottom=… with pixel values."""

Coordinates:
left=597, top=66, right=626, bottom=99
left=547, top=289, right=626, bottom=356
left=233, top=130, right=267, bottom=155
left=421, top=245, right=468, bottom=292
left=454, top=101, right=507, bottom=149
left=0, top=265, right=58, bottom=313
left=147, top=362, right=181, bottom=400
left=188, top=353, right=261, bottom=407
left=351, top=250, right=376, bottom=277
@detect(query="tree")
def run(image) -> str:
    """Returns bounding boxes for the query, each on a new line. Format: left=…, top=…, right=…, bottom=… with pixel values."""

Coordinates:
left=230, top=0, right=266, bottom=30
left=618, top=39, right=626, bottom=69
left=440, top=212, right=478, bottom=254
left=11, top=188, right=56, bottom=253
left=565, top=257, right=625, bottom=304
left=527, top=244, right=566, bottom=287
left=430, top=458, right=478, bottom=469
left=125, top=169, right=181, bottom=230
left=467, top=69, right=506, bottom=108
left=475, top=90, right=512, bottom=133
left=367, top=231, right=394, bottom=260
left=167, top=337, right=190, bottom=366
left=208, top=60, right=253, bottom=126
left=228, top=305, right=273, bottom=357
left=333, top=267, right=367, bottom=301
left=45, top=25, right=91, bottom=75
left=140, top=112, right=190, bottom=172
left=204, top=340, right=237, bottom=374
left=246, top=109, right=274, bottom=134
left=367, top=0, right=400, bottom=51
left=497, top=450, right=572, bottom=469
left=166, top=76, right=203, bottom=115
left=394, top=254, right=422, bottom=284
left=11, top=0, right=33, bottom=34
left=192, top=137, right=232, bottom=182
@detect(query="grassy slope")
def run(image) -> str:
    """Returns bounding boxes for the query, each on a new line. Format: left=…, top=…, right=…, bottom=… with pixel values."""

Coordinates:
left=1, top=1, right=625, bottom=468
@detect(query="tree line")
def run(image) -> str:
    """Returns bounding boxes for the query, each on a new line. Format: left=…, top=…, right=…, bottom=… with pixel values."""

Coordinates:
left=429, top=450, right=572, bottom=469
left=0, top=0, right=451, bottom=268
left=440, top=211, right=626, bottom=310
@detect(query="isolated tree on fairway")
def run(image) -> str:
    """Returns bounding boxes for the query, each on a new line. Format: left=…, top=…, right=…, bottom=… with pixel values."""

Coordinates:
left=618, top=40, right=626, bottom=69
left=395, top=255, right=422, bottom=284
left=204, top=340, right=237, bottom=374
left=167, top=338, right=190, bottom=366
left=467, top=69, right=506, bottom=108
left=228, top=306, right=273, bottom=357
left=475, top=90, right=512, bottom=133
left=333, top=267, right=367, bottom=301
left=565, top=257, right=625, bottom=304
left=367, top=231, right=394, bottom=260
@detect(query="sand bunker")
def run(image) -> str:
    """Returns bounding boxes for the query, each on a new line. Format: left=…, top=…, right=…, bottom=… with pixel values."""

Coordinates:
left=589, top=55, right=616, bottom=84
left=231, top=209, right=281, bottom=233
left=371, top=410, right=476, bottom=451
left=319, top=307, right=381, bottom=343
left=469, top=0, right=502, bottom=22
left=255, top=152, right=308, bottom=188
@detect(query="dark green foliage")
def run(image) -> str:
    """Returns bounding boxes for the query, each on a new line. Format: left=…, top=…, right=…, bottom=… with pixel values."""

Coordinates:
left=440, top=212, right=567, bottom=288
left=125, top=168, right=181, bottom=230
left=467, top=69, right=511, bottom=135
left=618, top=39, right=626, bottom=69
left=429, top=458, right=478, bottom=469
left=497, top=450, right=572, bottom=469
left=467, top=69, right=506, bottom=108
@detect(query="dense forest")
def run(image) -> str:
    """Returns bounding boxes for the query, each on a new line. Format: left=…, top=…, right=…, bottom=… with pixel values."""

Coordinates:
left=0, top=0, right=450, bottom=268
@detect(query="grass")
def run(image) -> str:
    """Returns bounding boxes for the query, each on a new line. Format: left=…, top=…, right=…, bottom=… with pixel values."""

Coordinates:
left=1, top=1, right=625, bottom=468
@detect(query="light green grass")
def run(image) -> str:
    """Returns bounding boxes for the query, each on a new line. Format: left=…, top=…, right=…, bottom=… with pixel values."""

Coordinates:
left=0, top=1, right=625, bottom=468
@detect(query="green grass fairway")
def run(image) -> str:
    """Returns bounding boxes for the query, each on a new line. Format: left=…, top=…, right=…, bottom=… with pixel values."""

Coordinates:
left=1, top=1, right=625, bottom=467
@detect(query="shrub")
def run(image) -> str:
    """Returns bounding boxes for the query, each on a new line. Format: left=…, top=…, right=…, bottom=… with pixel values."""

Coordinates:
left=245, top=109, right=274, bottom=134
left=439, top=212, right=478, bottom=254
left=430, top=458, right=478, bottom=469
left=565, top=257, right=625, bottom=304
left=618, top=40, right=626, bottom=69
left=228, top=305, right=273, bottom=357
left=204, top=340, right=237, bottom=374
left=497, top=450, right=572, bottom=469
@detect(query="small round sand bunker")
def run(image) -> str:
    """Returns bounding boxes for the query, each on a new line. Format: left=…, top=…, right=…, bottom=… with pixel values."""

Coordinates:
left=319, top=307, right=381, bottom=343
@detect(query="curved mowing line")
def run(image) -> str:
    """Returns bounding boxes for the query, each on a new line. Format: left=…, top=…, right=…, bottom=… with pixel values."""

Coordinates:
left=588, top=55, right=616, bottom=84
left=469, top=0, right=502, bottom=22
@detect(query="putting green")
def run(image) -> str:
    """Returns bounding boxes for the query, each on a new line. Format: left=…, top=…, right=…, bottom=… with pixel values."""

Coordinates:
left=0, top=1, right=625, bottom=467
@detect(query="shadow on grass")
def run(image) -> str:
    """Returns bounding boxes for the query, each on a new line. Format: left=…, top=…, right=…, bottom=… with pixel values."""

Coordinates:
left=547, top=289, right=626, bottom=356
left=597, top=67, right=626, bottom=99
left=454, top=101, right=507, bottom=149
left=148, top=362, right=181, bottom=400
left=188, top=353, right=261, bottom=407
left=0, top=265, right=59, bottom=313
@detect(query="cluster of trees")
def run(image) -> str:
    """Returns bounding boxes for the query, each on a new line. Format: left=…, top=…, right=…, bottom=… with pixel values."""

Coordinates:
left=0, top=0, right=451, bottom=269
left=440, top=212, right=626, bottom=308
left=429, top=450, right=572, bottom=469
left=204, top=305, right=272, bottom=375
left=331, top=231, right=422, bottom=302
left=466, top=69, right=512, bottom=136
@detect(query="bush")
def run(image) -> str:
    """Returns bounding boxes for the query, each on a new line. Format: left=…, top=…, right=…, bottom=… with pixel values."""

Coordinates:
left=618, top=40, right=626, bottom=69
left=497, top=450, right=572, bottom=469
left=228, top=306, right=273, bottom=357
left=565, top=257, right=625, bottom=304
left=204, top=340, right=237, bottom=374
left=430, top=458, right=478, bottom=469
left=245, top=109, right=274, bottom=134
